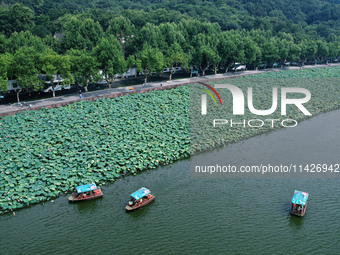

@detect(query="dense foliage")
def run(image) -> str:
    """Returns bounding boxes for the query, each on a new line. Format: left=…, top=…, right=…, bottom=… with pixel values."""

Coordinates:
left=190, top=66, right=340, bottom=152
left=0, top=66, right=339, bottom=213
left=0, top=87, right=190, bottom=213
left=1, top=1, right=340, bottom=102
left=1, top=0, right=340, bottom=37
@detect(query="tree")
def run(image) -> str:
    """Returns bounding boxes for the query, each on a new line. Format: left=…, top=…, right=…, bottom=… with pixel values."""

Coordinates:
left=287, top=42, right=301, bottom=62
left=79, top=19, right=105, bottom=50
left=260, top=38, right=280, bottom=64
left=164, top=43, right=189, bottom=80
left=11, top=47, right=42, bottom=102
left=66, top=49, right=100, bottom=92
left=43, top=35, right=61, bottom=53
left=6, top=31, right=48, bottom=54
left=128, top=23, right=162, bottom=53
left=0, top=53, right=12, bottom=94
left=328, top=41, right=340, bottom=59
left=106, top=16, right=135, bottom=45
left=217, top=32, right=237, bottom=72
left=40, top=53, right=73, bottom=97
left=191, top=34, right=221, bottom=76
left=93, top=35, right=126, bottom=88
left=300, top=40, right=317, bottom=62
left=0, top=35, right=6, bottom=54
left=0, top=4, right=35, bottom=37
left=243, top=36, right=261, bottom=68
left=60, top=17, right=104, bottom=52
left=198, top=45, right=221, bottom=76
left=137, top=42, right=164, bottom=84
left=126, top=55, right=141, bottom=78
left=315, top=40, right=329, bottom=62
left=158, top=22, right=185, bottom=53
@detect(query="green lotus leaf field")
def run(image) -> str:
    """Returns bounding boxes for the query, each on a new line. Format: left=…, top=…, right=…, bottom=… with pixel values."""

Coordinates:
left=1, top=66, right=339, bottom=213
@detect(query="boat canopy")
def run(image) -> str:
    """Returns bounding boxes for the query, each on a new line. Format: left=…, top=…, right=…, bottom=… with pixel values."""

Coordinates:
left=76, top=183, right=98, bottom=193
left=291, top=190, right=309, bottom=206
left=130, top=187, right=151, bottom=200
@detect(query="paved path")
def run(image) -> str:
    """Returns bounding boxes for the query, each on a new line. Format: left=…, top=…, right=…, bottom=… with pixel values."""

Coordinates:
left=0, top=64, right=337, bottom=117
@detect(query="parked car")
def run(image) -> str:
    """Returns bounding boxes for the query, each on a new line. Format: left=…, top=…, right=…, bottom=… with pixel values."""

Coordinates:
left=97, top=80, right=108, bottom=85
left=259, top=62, right=267, bottom=69
left=43, top=84, right=70, bottom=93
left=232, top=63, right=246, bottom=71
left=316, top=60, right=326, bottom=64
left=305, top=60, right=315, bottom=65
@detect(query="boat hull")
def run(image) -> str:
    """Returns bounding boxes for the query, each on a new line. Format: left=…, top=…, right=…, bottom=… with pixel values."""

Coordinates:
left=68, top=189, right=103, bottom=202
left=290, top=203, right=307, bottom=217
left=125, top=195, right=155, bottom=211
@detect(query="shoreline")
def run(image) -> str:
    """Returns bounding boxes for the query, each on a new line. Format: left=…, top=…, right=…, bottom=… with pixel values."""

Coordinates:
left=1, top=64, right=338, bottom=117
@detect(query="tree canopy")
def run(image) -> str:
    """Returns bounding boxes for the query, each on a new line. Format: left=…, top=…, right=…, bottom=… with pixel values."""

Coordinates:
left=0, top=0, right=339, bottom=96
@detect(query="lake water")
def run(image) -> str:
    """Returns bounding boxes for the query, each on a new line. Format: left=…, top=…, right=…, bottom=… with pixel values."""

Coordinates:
left=1, top=110, right=339, bottom=254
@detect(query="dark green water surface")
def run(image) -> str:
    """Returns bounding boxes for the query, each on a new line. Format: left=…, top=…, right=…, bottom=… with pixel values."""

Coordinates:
left=1, top=111, right=339, bottom=254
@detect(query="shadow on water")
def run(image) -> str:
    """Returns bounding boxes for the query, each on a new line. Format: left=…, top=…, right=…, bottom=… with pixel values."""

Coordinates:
left=281, top=202, right=292, bottom=215
left=288, top=214, right=305, bottom=229
left=72, top=197, right=104, bottom=213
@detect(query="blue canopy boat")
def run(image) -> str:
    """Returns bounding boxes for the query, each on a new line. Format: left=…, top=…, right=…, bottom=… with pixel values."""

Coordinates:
left=125, top=187, right=155, bottom=211
left=68, top=183, right=103, bottom=202
left=290, top=190, right=309, bottom=217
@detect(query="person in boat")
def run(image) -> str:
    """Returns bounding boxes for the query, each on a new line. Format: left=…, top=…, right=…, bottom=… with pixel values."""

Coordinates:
left=297, top=205, right=302, bottom=212
left=127, top=197, right=137, bottom=206
left=292, top=204, right=296, bottom=212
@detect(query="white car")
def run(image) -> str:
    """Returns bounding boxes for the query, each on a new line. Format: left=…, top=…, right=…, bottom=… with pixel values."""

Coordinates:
left=236, top=65, right=246, bottom=71
left=97, top=80, right=108, bottom=85
left=43, top=84, right=70, bottom=93
left=232, top=64, right=246, bottom=71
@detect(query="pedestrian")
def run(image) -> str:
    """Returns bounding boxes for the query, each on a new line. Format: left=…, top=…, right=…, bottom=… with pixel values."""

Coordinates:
left=160, top=82, right=162, bottom=87
left=79, top=90, right=82, bottom=99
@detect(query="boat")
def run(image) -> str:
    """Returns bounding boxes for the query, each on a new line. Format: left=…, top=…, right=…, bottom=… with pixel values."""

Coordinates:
left=68, top=183, right=103, bottom=202
left=125, top=187, right=155, bottom=211
left=290, top=190, right=309, bottom=217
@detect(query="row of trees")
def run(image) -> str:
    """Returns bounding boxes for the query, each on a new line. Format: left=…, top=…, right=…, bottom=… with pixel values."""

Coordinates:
left=0, top=47, right=73, bottom=101
left=1, top=6, right=339, bottom=102
left=1, top=1, right=339, bottom=38
left=1, top=24, right=339, bottom=102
